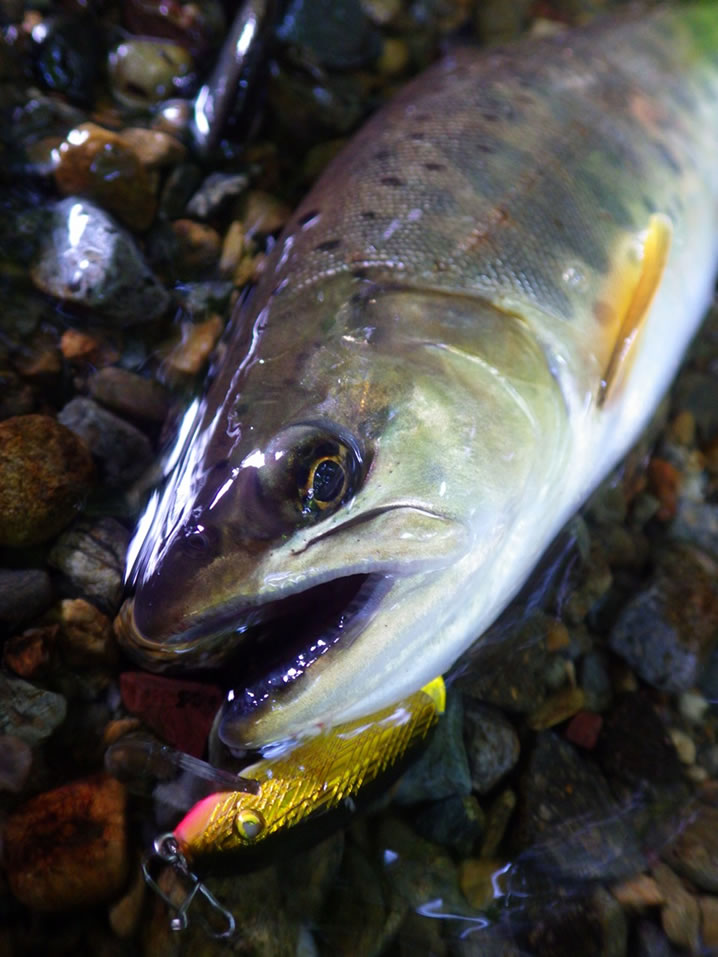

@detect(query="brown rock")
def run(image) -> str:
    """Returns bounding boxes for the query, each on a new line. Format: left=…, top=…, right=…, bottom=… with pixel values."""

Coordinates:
left=565, top=710, right=603, bottom=750
left=647, top=458, right=681, bottom=521
left=0, top=735, right=33, bottom=794
left=53, top=122, right=157, bottom=231
left=119, top=127, right=185, bottom=169
left=243, top=190, right=291, bottom=237
left=610, top=874, right=665, bottom=911
left=527, top=686, right=585, bottom=730
left=459, top=858, right=507, bottom=909
left=58, top=598, right=117, bottom=667
left=700, top=895, right=718, bottom=950
left=88, top=367, right=169, bottom=424
left=5, top=774, right=128, bottom=911
left=171, top=219, right=221, bottom=272
left=60, top=329, right=119, bottom=367
left=2, top=625, right=59, bottom=679
left=0, top=414, right=95, bottom=546
left=161, top=314, right=223, bottom=380
left=663, top=803, right=718, bottom=893
left=653, top=862, right=701, bottom=953
left=108, top=859, right=146, bottom=939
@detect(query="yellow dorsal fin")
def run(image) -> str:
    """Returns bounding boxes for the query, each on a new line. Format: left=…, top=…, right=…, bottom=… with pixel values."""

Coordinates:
left=420, top=675, right=446, bottom=714
left=598, top=213, right=673, bottom=407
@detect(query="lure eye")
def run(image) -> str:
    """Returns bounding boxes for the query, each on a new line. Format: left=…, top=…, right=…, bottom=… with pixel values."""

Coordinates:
left=234, top=806, right=266, bottom=842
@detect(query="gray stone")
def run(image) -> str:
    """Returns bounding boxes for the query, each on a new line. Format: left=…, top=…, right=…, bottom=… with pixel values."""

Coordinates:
left=185, top=172, right=249, bottom=219
left=30, top=197, right=169, bottom=324
left=670, top=500, right=718, bottom=560
left=516, top=732, right=644, bottom=882
left=393, top=690, right=471, bottom=805
left=0, top=673, right=66, bottom=746
left=580, top=650, right=613, bottom=712
left=58, top=397, right=153, bottom=487
left=48, top=517, right=129, bottom=613
left=0, top=568, right=52, bottom=634
left=662, top=803, right=718, bottom=894
left=412, top=794, right=484, bottom=856
left=463, top=702, right=519, bottom=795
left=608, top=545, right=718, bottom=693
left=0, top=735, right=33, bottom=793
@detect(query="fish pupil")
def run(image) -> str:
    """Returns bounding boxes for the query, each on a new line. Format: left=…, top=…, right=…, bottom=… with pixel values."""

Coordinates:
left=312, top=458, right=345, bottom=502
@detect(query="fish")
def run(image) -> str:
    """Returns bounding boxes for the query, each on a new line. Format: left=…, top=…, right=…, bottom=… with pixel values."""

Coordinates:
left=116, top=5, right=718, bottom=754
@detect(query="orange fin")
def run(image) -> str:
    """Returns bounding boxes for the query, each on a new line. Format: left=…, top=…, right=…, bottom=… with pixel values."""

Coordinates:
left=598, top=213, right=672, bottom=407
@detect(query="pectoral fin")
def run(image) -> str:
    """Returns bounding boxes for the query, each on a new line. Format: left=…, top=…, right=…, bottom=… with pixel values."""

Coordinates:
left=598, top=213, right=673, bottom=407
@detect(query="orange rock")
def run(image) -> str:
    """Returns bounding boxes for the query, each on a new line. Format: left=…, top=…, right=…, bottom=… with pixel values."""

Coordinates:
left=647, top=458, right=681, bottom=521
left=160, top=314, right=223, bottom=380
left=53, top=122, right=157, bottom=231
left=5, top=774, right=128, bottom=911
left=0, top=414, right=95, bottom=547
left=2, top=625, right=59, bottom=679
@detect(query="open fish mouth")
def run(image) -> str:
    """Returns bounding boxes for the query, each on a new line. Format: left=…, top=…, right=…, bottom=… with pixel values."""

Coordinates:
left=116, top=572, right=394, bottom=706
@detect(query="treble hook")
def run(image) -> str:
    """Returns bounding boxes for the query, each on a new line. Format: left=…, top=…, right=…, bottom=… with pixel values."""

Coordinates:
left=142, top=833, right=236, bottom=939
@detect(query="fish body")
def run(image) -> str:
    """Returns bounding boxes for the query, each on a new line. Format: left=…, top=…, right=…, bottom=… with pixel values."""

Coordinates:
left=118, top=7, right=718, bottom=751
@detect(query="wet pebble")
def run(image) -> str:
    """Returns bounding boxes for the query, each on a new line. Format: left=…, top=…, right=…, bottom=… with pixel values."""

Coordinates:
left=0, top=735, right=33, bottom=793
left=634, top=920, right=678, bottom=957
left=610, top=874, right=665, bottom=911
left=608, top=544, right=718, bottom=693
left=457, top=612, right=549, bottom=712
left=185, top=171, right=249, bottom=220
left=107, top=859, right=146, bottom=940
left=119, top=672, right=223, bottom=758
left=3, top=625, right=58, bottom=680
left=480, top=788, right=517, bottom=858
left=516, top=731, right=643, bottom=882
left=527, top=685, right=585, bottom=730
left=670, top=500, right=718, bottom=559
left=123, top=0, right=225, bottom=59
left=580, top=650, right=613, bottom=712
left=462, top=701, right=519, bottom=794
left=412, top=793, right=484, bottom=856
left=277, top=0, right=381, bottom=69
left=0, top=672, right=66, bottom=746
left=52, top=122, right=157, bottom=231
left=58, top=397, right=153, bottom=487
left=393, top=690, right=471, bottom=804
left=524, top=887, right=628, bottom=957
left=31, top=14, right=101, bottom=106
left=0, top=414, right=94, bottom=547
left=700, top=895, right=718, bottom=951
left=31, top=198, right=169, bottom=323
left=0, top=568, right=52, bottom=633
left=170, top=219, right=222, bottom=274
left=57, top=598, right=117, bottom=667
left=119, top=126, right=186, bottom=169
left=160, top=314, right=223, bottom=380
left=320, top=843, right=386, bottom=957
left=88, top=366, right=170, bottom=425
left=564, top=710, right=603, bottom=750
left=653, top=862, right=701, bottom=952
left=48, top=518, right=130, bottom=612
left=596, top=693, right=688, bottom=806
left=4, top=774, right=128, bottom=912
left=662, top=803, right=718, bottom=893
left=108, top=38, right=195, bottom=108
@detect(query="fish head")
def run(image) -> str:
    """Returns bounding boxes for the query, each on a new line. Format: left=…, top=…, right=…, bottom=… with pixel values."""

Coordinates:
left=117, top=278, right=565, bottom=748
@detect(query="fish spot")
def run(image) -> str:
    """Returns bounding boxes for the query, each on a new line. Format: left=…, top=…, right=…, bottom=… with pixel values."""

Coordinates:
left=477, top=142, right=494, bottom=154
left=655, top=142, right=681, bottom=175
left=424, top=162, right=446, bottom=171
left=380, top=176, right=405, bottom=187
left=373, top=149, right=392, bottom=161
left=352, top=268, right=368, bottom=279
left=298, top=209, right=320, bottom=227
left=360, top=210, right=377, bottom=220
left=409, top=131, right=425, bottom=141
left=315, top=239, right=342, bottom=252
left=593, top=300, right=614, bottom=326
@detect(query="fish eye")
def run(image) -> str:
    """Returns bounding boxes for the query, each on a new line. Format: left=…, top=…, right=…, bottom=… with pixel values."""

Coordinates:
left=179, top=523, right=218, bottom=557
left=234, top=806, right=266, bottom=842
left=299, top=450, right=351, bottom=514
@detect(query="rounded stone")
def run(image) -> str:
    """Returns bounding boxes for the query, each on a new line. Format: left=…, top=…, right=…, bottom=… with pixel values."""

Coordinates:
left=4, top=774, right=128, bottom=912
left=0, top=414, right=95, bottom=546
left=108, top=38, right=195, bottom=108
left=52, top=122, right=157, bottom=231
